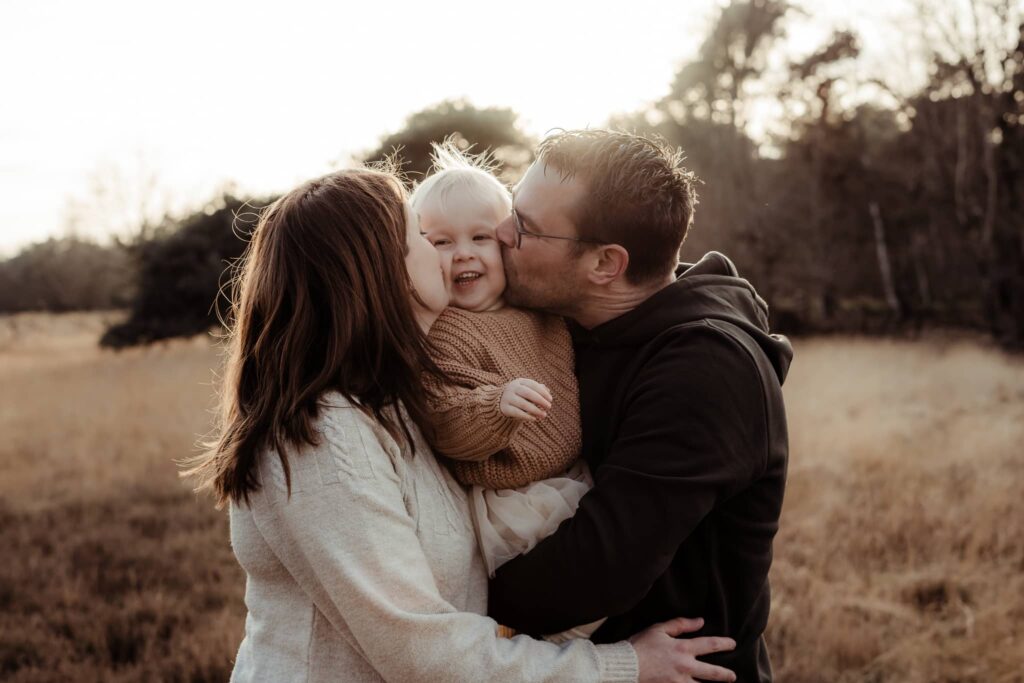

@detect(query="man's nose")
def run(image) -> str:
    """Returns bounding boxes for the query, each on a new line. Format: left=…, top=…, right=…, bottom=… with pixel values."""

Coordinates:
left=495, top=217, right=516, bottom=249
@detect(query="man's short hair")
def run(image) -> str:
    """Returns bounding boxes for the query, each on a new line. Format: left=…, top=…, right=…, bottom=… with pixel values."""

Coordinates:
left=535, top=129, right=698, bottom=284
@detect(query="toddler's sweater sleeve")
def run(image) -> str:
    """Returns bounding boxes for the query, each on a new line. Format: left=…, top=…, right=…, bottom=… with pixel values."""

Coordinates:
left=425, top=317, right=523, bottom=462
left=426, top=308, right=583, bottom=490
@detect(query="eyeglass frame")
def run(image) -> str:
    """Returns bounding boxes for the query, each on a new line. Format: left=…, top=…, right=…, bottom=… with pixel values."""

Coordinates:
left=509, top=207, right=607, bottom=250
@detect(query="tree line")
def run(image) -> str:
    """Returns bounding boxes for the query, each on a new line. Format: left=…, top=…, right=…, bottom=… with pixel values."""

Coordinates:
left=2, top=0, right=1021, bottom=348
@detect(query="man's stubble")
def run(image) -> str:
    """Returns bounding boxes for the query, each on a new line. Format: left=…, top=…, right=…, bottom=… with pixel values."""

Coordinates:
left=501, top=246, right=583, bottom=319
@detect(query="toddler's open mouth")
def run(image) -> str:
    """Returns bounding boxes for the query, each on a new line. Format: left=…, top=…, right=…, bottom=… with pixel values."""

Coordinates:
left=454, top=271, right=483, bottom=287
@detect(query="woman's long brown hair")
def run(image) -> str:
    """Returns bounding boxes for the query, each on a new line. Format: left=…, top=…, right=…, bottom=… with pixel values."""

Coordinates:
left=182, top=167, right=444, bottom=508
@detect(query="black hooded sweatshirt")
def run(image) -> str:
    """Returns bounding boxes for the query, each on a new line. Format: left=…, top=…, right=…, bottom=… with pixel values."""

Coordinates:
left=488, top=252, right=792, bottom=682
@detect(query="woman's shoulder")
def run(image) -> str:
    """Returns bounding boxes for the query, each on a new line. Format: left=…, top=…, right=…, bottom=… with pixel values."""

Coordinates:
left=249, top=393, right=411, bottom=500
left=315, top=392, right=409, bottom=456
left=315, top=391, right=364, bottom=425
left=310, top=392, right=375, bottom=443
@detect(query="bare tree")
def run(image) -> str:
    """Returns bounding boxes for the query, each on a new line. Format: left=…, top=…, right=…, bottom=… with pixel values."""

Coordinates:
left=62, top=152, right=174, bottom=248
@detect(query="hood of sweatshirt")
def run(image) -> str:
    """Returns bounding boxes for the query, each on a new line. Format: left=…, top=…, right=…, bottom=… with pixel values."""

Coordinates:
left=570, top=251, right=793, bottom=385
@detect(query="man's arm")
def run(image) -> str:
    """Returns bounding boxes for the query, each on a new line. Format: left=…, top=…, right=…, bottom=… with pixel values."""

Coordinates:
left=488, top=328, right=767, bottom=635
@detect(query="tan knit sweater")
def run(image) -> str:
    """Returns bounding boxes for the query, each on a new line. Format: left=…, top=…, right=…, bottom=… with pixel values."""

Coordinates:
left=426, top=306, right=582, bottom=490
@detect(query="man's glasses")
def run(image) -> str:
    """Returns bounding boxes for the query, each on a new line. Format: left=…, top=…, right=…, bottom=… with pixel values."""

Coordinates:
left=510, top=208, right=606, bottom=250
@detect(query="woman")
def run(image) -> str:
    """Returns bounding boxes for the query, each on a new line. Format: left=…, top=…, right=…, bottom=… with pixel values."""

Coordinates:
left=184, top=166, right=737, bottom=682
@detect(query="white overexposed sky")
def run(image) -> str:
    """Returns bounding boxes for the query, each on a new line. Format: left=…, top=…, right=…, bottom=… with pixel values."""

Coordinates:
left=0, top=0, right=922, bottom=255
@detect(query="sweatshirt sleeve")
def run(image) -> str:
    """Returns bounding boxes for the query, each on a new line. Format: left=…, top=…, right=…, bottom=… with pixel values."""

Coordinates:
left=249, top=409, right=638, bottom=683
left=489, top=328, right=766, bottom=635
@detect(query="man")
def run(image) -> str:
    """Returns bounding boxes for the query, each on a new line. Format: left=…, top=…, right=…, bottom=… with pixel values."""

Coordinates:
left=488, top=130, right=792, bottom=681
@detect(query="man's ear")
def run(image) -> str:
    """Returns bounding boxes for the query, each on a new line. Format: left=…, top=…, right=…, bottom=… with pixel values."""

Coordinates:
left=586, top=244, right=629, bottom=285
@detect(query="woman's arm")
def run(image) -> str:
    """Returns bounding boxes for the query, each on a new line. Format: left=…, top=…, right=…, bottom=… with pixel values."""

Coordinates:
left=248, top=407, right=637, bottom=683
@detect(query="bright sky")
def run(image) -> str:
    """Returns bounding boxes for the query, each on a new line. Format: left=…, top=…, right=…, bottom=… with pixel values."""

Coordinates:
left=1, top=0, right=919, bottom=255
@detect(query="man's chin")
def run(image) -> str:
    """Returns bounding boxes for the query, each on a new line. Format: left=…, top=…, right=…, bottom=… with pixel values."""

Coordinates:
left=501, top=284, right=530, bottom=309
left=505, top=288, right=552, bottom=314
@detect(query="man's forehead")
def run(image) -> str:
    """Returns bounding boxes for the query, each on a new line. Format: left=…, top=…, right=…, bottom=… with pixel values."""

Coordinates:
left=514, top=162, right=582, bottom=201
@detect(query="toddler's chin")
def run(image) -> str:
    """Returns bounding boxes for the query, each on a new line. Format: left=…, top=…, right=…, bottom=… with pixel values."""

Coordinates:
left=451, top=292, right=504, bottom=314
left=449, top=293, right=476, bottom=312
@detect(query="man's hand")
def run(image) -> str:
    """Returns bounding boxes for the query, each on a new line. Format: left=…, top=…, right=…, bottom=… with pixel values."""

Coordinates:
left=631, top=617, right=737, bottom=683
left=499, top=378, right=552, bottom=421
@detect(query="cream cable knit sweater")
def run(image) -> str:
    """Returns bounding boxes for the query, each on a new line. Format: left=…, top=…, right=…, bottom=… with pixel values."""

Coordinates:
left=228, top=392, right=638, bottom=683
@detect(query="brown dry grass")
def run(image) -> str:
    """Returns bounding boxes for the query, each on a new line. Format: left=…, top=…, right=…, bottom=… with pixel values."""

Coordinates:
left=1, top=313, right=1021, bottom=682
left=0, top=313, right=238, bottom=682
left=770, top=336, right=1024, bottom=682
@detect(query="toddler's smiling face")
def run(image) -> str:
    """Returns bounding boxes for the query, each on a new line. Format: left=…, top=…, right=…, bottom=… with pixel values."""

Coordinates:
left=420, top=194, right=507, bottom=313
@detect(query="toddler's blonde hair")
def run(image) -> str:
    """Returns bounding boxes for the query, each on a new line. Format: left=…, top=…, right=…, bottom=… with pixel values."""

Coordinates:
left=409, top=138, right=512, bottom=218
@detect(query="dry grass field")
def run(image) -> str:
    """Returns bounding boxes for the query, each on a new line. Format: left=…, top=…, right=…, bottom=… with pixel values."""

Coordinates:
left=1, top=312, right=1022, bottom=682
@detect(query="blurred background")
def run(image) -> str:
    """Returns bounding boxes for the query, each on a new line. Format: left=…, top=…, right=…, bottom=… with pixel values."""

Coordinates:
left=1, top=1, right=1022, bottom=681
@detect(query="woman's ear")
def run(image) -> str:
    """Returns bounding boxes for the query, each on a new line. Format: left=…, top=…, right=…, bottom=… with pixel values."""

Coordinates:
left=586, top=244, right=629, bottom=286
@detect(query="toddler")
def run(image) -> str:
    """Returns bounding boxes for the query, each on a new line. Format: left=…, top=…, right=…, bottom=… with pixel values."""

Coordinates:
left=412, top=142, right=603, bottom=643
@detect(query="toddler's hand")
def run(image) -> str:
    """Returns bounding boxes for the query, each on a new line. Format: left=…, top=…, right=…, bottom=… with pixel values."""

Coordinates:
left=499, top=378, right=553, bottom=421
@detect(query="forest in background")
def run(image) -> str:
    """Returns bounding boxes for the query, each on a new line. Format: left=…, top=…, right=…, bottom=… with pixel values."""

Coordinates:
left=2, top=0, right=1021, bottom=347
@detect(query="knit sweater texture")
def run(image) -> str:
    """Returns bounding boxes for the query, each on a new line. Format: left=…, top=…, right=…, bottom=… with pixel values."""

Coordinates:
left=426, top=306, right=581, bottom=489
left=228, top=392, right=638, bottom=683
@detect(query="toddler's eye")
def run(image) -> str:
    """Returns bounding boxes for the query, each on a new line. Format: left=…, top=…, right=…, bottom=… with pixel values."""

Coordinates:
left=433, top=238, right=452, bottom=247
left=473, top=235, right=492, bottom=242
